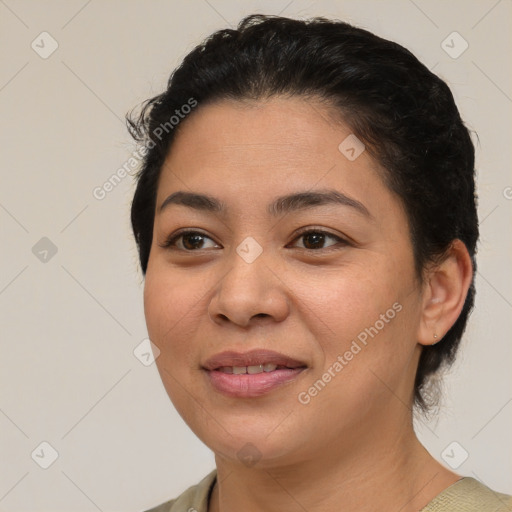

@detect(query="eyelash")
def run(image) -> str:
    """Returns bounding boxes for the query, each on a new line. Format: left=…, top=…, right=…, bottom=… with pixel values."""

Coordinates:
left=159, top=228, right=349, bottom=253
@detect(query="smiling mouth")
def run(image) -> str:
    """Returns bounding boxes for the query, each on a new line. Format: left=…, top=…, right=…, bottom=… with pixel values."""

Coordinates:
left=217, top=364, right=296, bottom=374
left=202, top=350, right=308, bottom=398
left=202, top=349, right=307, bottom=371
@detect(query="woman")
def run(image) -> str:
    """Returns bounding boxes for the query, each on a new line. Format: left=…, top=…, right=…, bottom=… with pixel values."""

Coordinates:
left=127, top=14, right=511, bottom=512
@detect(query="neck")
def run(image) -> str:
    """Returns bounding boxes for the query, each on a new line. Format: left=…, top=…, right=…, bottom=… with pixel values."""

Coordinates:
left=208, top=412, right=458, bottom=512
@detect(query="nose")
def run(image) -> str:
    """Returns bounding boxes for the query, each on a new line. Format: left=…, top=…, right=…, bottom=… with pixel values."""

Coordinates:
left=207, top=248, right=290, bottom=329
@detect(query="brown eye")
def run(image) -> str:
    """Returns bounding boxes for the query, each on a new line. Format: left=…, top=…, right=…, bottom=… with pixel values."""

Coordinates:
left=291, top=229, right=346, bottom=250
left=160, top=230, right=219, bottom=251
left=181, top=233, right=208, bottom=250
left=302, top=232, right=327, bottom=249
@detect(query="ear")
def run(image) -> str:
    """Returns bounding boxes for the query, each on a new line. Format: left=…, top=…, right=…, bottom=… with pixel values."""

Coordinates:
left=417, top=240, right=474, bottom=346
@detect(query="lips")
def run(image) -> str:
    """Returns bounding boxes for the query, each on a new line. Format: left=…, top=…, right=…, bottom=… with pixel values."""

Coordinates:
left=202, top=349, right=308, bottom=398
left=202, top=349, right=307, bottom=371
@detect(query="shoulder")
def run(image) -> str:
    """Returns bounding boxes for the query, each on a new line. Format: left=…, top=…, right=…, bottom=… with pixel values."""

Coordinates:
left=141, top=470, right=217, bottom=512
left=421, top=477, right=512, bottom=512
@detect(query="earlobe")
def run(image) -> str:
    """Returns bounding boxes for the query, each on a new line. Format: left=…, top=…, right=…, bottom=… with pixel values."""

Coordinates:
left=417, top=240, right=473, bottom=347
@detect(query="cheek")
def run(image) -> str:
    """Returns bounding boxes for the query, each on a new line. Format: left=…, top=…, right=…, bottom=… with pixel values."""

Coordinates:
left=143, top=265, right=202, bottom=359
left=143, top=267, right=204, bottom=411
left=301, top=256, right=418, bottom=377
left=301, top=263, right=400, bottom=341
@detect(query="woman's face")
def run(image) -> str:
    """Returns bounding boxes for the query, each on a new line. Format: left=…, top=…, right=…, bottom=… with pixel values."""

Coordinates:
left=144, top=97, right=426, bottom=466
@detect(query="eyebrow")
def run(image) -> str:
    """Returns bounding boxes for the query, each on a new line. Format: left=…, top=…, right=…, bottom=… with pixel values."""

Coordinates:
left=158, top=189, right=372, bottom=219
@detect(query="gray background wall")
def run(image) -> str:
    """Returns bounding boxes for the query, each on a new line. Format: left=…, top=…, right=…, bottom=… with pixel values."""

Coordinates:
left=1, top=1, right=511, bottom=511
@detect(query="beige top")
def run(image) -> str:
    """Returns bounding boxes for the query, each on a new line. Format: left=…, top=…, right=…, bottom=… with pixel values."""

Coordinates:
left=143, top=470, right=512, bottom=512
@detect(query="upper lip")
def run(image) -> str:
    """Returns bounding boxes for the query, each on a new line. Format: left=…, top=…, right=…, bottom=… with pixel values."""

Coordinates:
left=202, top=349, right=308, bottom=371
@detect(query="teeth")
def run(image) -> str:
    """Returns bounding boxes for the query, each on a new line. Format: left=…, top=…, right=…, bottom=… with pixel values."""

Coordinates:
left=218, top=363, right=280, bottom=374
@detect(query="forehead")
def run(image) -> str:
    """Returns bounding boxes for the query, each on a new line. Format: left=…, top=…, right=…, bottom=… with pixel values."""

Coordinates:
left=170, top=97, right=347, bottom=159
left=157, top=97, right=384, bottom=203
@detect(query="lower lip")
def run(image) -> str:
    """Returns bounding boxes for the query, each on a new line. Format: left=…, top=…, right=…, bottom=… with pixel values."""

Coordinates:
left=205, top=368, right=306, bottom=398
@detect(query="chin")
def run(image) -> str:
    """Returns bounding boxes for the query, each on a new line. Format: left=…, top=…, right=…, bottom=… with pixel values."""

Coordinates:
left=205, top=430, right=306, bottom=469
left=173, top=399, right=306, bottom=466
